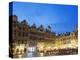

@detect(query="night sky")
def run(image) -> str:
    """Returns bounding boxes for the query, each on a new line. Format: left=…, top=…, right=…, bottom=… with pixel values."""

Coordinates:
left=9, top=2, right=78, bottom=34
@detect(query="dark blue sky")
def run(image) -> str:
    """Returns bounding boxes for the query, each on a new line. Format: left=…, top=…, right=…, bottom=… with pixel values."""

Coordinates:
left=10, top=2, right=78, bottom=34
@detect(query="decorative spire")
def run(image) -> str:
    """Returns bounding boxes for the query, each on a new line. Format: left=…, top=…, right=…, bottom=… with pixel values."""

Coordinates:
left=38, top=25, right=44, bottom=31
left=46, top=25, right=51, bottom=33
left=21, top=20, right=28, bottom=25
left=48, top=25, right=51, bottom=31
left=31, top=23, right=36, bottom=28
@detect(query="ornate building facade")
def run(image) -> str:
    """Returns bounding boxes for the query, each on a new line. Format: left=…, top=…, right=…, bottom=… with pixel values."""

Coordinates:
left=9, top=15, right=78, bottom=58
